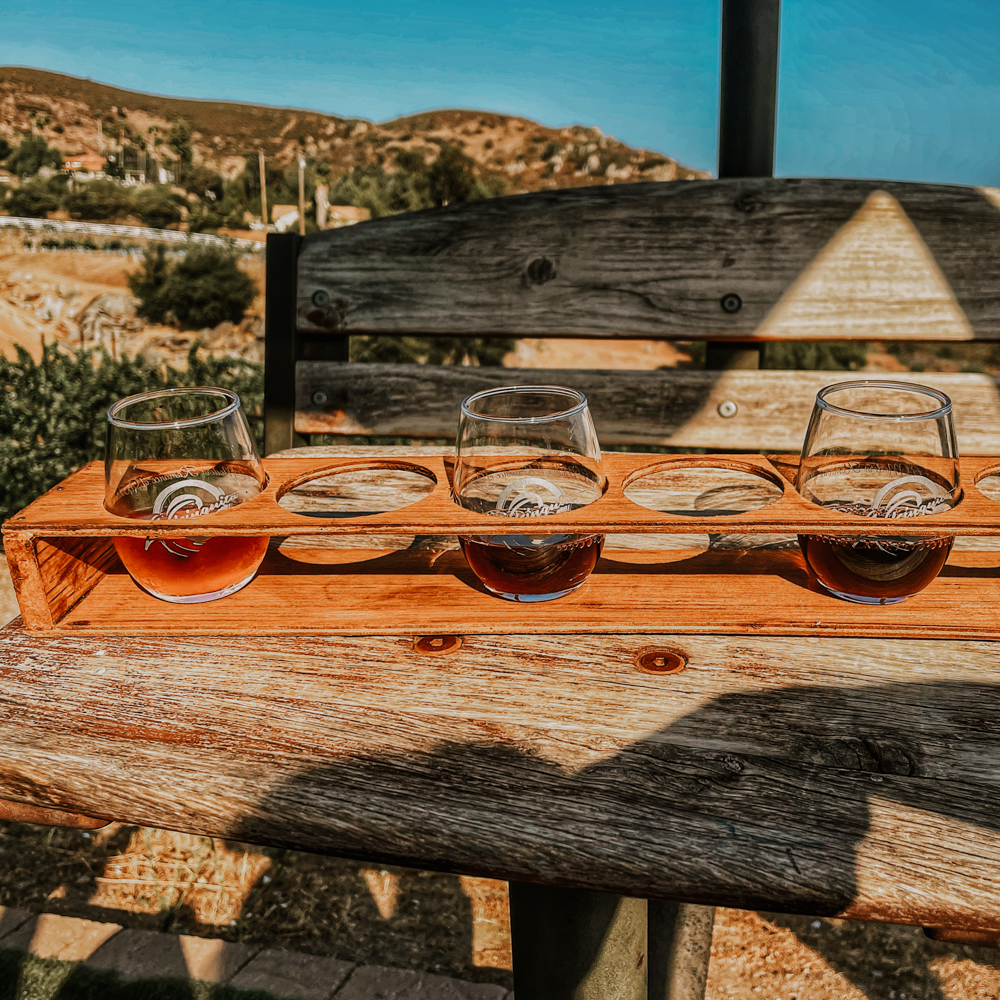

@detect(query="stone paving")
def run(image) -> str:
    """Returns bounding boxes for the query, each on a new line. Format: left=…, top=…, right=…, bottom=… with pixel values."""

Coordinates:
left=0, top=906, right=512, bottom=999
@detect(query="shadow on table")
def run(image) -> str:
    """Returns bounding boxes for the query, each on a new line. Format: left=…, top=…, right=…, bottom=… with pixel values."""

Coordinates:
left=229, top=678, right=1000, bottom=995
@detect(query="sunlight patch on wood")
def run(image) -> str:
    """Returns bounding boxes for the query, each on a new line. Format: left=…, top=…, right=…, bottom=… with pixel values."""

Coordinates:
left=755, top=190, right=974, bottom=341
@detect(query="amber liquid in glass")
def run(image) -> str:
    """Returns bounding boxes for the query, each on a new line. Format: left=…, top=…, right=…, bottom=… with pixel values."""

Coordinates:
left=460, top=533, right=603, bottom=601
left=109, top=471, right=267, bottom=602
left=798, top=533, right=953, bottom=605
left=113, top=531, right=269, bottom=601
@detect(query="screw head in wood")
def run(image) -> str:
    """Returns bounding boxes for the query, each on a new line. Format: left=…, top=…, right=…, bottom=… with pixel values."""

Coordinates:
left=717, top=400, right=738, bottom=418
left=635, top=647, right=687, bottom=674
left=311, top=289, right=331, bottom=307
left=720, top=293, right=742, bottom=314
left=312, top=391, right=328, bottom=406
left=414, top=635, right=463, bottom=656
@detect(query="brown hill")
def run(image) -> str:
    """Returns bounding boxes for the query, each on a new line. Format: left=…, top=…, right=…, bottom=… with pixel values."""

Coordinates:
left=0, top=66, right=708, bottom=190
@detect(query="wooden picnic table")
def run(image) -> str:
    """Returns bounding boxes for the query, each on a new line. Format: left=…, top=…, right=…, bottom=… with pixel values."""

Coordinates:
left=2, top=448, right=1000, bottom=958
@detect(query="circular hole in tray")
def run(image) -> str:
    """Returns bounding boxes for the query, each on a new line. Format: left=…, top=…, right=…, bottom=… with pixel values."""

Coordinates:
left=277, top=463, right=437, bottom=518
left=976, top=468, right=1000, bottom=504
left=273, top=534, right=417, bottom=564
left=623, top=462, right=784, bottom=516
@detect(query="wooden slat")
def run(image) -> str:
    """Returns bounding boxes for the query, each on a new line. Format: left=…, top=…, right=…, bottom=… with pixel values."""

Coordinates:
left=295, top=179, right=1000, bottom=341
left=295, top=364, right=1000, bottom=452
left=12, top=454, right=1000, bottom=538
left=4, top=619, right=1000, bottom=930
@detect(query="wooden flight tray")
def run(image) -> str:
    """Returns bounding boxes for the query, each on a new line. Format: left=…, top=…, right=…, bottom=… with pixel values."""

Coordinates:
left=5, top=453, right=1000, bottom=638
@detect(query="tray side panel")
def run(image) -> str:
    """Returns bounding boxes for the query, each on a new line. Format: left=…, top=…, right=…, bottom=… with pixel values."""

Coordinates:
left=39, top=547, right=1000, bottom=639
left=4, top=533, right=51, bottom=630
left=36, top=537, right=118, bottom=624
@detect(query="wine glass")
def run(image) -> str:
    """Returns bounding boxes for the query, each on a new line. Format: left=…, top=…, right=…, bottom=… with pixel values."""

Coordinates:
left=453, top=386, right=605, bottom=602
left=105, top=387, right=268, bottom=603
left=796, top=380, right=960, bottom=604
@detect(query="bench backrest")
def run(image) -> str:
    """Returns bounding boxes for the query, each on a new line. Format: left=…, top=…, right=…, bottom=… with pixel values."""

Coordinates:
left=264, top=177, right=1000, bottom=455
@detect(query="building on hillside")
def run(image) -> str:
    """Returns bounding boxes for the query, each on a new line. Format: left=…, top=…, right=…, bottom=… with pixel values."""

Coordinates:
left=326, top=205, right=371, bottom=228
left=315, top=184, right=371, bottom=229
left=62, top=154, right=105, bottom=180
left=271, top=204, right=299, bottom=233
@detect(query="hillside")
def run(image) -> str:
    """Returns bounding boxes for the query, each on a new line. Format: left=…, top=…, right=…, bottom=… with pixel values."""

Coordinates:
left=0, top=66, right=708, bottom=190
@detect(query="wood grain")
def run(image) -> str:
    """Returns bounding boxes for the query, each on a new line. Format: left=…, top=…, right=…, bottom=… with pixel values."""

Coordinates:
left=23, top=545, right=1000, bottom=639
left=295, top=179, right=1000, bottom=341
left=4, top=621, right=1000, bottom=930
left=294, top=365, right=1000, bottom=453
left=10, top=454, right=1000, bottom=539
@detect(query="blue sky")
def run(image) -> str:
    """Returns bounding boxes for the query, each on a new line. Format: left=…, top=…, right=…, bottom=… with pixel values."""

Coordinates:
left=2, top=1, right=999, bottom=184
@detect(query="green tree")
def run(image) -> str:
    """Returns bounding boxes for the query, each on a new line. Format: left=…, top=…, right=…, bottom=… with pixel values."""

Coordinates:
left=134, top=188, right=183, bottom=229
left=184, top=165, right=224, bottom=202
left=167, top=120, right=193, bottom=175
left=129, top=244, right=257, bottom=330
left=127, top=245, right=172, bottom=323
left=5, top=136, right=62, bottom=177
left=428, top=143, right=476, bottom=205
left=7, top=180, right=59, bottom=218
left=64, top=180, right=133, bottom=221
left=162, top=245, right=256, bottom=329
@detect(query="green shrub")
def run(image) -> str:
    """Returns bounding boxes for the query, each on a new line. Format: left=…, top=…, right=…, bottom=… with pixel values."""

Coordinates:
left=762, top=342, right=868, bottom=370
left=64, top=180, right=133, bottom=221
left=4, top=136, right=62, bottom=177
left=350, top=334, right=515, bottom=367
left=7, top=180, right=59, bottom=218
left=129, top=244, right=256, bottom=330
left=40, top=237, right=61, bottom=250
left=0, top=343, right=263, bottom=526
left=134, top=188, right=183, bottom=229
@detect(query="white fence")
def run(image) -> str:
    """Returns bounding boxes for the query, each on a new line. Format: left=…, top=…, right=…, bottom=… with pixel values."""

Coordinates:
left=0, top=216, right=265, bottom=253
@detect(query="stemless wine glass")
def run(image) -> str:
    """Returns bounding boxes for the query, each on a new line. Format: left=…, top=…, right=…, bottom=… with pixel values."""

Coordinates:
left=105, top=387, right=268, bottom=603
left=454, top=386, right=605, bottom=602
left=796, top=380, right=960, bottom=605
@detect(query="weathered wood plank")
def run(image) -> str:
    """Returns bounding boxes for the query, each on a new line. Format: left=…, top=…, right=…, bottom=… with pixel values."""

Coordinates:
left=3, top=621, right=1000, bottom=930
left=295, top=179, right=1000, bottom=341
left=294, top=364, right=1000, bottom=452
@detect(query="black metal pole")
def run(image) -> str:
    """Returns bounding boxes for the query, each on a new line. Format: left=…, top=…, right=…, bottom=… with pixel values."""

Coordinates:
left=718, top=0, right=781, bottom=179
left=711, top=0, right=780, bottom=370
left=263, top=231, right=305, bottom=456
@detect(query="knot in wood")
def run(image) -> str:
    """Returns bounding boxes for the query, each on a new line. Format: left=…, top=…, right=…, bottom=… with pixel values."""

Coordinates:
left=526, top=256, right=557, bottom=285
left=734, top=193, right=760, bottom=215
left=636, top=647, right=687, bottom=675
left=414, top=635, right=463, bottom=656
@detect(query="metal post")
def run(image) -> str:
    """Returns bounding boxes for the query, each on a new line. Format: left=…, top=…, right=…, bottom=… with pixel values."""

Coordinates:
left=718, top=0, right=781, bottom=179
left=264, top=232, right=304, bottom=456
left=712, top=0, right=780, bottom=370
left=509, top=882, right=646, bottom=1000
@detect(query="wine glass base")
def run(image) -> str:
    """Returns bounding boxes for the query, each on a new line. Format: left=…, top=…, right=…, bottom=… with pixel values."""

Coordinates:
left=484, top=582, right=587, bottom=603
left=134, top=570, right=259, bottom=604
left=813, top=579, right=914, bottom=605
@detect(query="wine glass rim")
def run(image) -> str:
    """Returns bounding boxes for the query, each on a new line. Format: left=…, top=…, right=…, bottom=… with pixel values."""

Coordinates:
left=816, top=380, right=952, bottom=420
left=107, top=387, right=241, bottom=429
left=461, top=385, right=588, bottom=423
